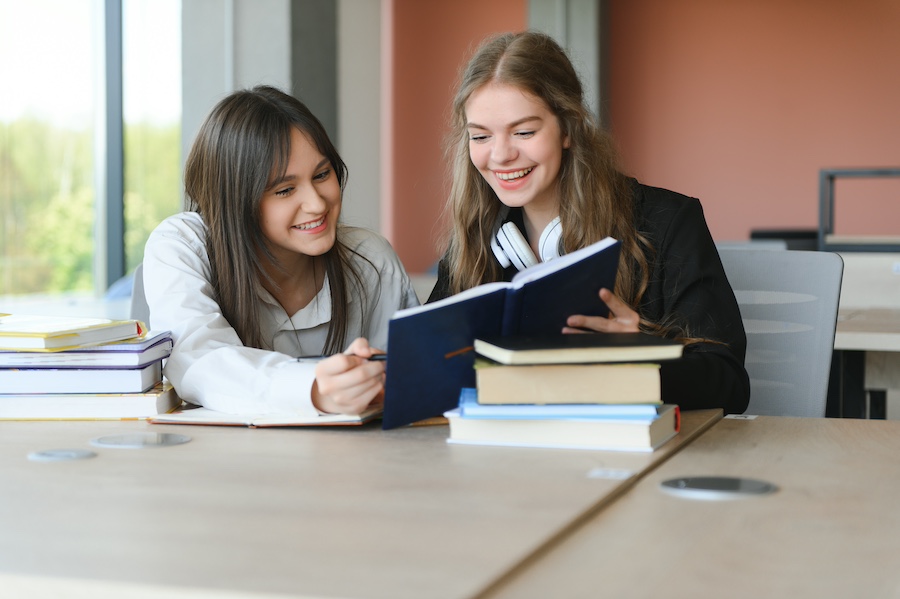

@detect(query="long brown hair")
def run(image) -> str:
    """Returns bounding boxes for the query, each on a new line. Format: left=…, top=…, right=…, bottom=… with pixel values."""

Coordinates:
left=442, top=31, right=652, bottom=309
left=183, top=85, right=372, bottom=352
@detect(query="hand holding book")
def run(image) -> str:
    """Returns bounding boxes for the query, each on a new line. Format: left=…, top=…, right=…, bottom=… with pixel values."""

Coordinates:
left=564, top=287, right=642, bottom=334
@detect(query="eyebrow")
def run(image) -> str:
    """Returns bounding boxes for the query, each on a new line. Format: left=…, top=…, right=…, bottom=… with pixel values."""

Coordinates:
left=466, top=115, right=543, bottom=130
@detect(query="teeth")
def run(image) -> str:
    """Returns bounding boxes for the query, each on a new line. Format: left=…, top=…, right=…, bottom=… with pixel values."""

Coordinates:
left=496, top=167, right=534, bottom=181
left=295, top=216, right=325, bottom=230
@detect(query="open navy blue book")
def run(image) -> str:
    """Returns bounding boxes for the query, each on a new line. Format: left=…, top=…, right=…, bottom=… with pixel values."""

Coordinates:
left=382, top=236, right=621, bottom=429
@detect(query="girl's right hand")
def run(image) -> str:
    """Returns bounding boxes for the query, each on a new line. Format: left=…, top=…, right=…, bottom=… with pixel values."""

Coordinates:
left=311, top=337, right=386, bottom=415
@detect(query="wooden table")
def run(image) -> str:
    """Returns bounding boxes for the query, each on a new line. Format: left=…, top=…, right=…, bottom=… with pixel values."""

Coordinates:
left=835, top=308, right=900, bottom=418
left=481, top=415, right=900, bottom=599
left=0, top=410, right=720, bottom=599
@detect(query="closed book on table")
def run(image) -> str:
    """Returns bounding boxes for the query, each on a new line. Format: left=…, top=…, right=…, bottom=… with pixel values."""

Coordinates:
left=473, top=332, right=684, bottom=366
left=446, top=393, right=680, bottom=452
left=0, top=360, right=162, bottom=394
left=0, top=314, right=145, bottom=351
left=0, top=331, right=172, bottom=368
left=475, top=359, right=662, bottom=405
left=0, top=381, right=180, bottom=420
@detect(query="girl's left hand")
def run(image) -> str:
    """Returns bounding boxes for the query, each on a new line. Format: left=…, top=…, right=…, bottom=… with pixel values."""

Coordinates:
left=563, top=288, right=640, bottom=334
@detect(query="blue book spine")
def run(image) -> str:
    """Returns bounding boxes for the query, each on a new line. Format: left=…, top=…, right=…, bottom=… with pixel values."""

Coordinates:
left=457, top=388, right=661, bottom=421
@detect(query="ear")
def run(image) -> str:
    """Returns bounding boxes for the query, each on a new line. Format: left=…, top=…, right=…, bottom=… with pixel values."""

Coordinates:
left=562, top=133, right=571, bottom=149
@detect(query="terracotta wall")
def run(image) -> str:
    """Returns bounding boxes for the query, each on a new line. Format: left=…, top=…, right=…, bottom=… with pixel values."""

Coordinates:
left=386, top=0, right=900, bottom=274
left=608, top=0, right=900, bottom=241
left=383, top=0, right=526, bottom=273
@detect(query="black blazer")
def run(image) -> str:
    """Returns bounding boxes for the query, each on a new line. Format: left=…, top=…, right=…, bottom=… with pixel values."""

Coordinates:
left=428, top=179, right=750, bottom=414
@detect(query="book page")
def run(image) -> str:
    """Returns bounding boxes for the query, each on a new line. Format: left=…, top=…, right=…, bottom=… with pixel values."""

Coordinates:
left=151, top=405, right=382, bottom=427
left=509, top=236, right=617, bottom=287
left=390, top=281, right=510, bottom=319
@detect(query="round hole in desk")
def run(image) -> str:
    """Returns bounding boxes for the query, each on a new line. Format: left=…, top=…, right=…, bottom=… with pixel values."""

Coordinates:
left=90, top=432, right=192, bottom=449
left=660, top=476, right=778, bottom=500
left=27, top=448, right=98, bottom=462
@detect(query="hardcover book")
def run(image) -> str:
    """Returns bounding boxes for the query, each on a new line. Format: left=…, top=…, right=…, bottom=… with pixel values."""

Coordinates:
left=458, top=387, right=663, bottom=418
left=0, top=381, right=180, bottom=420
left=446, top=389, right=680, bottom=452
left=382, top=237, right=621, bottom=429
left=474, top=359, right=662, bottom=405
left=0, top=360, right=163, bottom=394
left=473, top=332, right=684, bottom=365
left=0, top=314, right=145, bottom=351
left=0, top=331, right=172, bottom=368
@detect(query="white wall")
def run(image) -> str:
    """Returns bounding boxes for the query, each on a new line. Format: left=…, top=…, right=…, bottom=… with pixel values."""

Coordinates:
left=337, top=0, right=382, bottom=232
left=181, top=0, right=382, bottom=232
left=181, top=0, right=291, bottom=198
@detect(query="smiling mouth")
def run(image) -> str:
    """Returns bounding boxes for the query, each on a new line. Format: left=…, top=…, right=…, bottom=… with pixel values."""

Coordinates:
left=294, top=216, right=326, bottom=230
left=495, top=167, right=534, bottom=181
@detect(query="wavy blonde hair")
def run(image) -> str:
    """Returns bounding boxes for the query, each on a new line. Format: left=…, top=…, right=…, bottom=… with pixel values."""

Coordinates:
left=441, top=31, right=652, bottom=310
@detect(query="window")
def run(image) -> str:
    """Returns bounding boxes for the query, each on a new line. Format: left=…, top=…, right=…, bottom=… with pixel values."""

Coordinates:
left=0, top=0, right=181, bottom=306
left=0, top=0, right=99, bottom=298
left=123, top=0, right=182, bottom=274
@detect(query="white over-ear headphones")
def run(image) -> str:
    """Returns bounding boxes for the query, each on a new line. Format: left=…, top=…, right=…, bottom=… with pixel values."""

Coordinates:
left=490, top=207, right=563, bottom=270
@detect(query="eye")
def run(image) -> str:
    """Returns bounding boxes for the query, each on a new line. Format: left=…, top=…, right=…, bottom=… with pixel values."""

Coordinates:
left=469, top=133, right=490, bottom=143
left=514, top=130, right=536, bottom=139
left=313, top=168, right=332, bottom=182
left=274, top=186, right=294, bottom=197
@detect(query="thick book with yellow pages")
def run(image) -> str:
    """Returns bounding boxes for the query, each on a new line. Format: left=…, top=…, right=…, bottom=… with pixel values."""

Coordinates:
left=0, top=314, right=145, bottom=351
left=474, top=359, right=662, bottom=405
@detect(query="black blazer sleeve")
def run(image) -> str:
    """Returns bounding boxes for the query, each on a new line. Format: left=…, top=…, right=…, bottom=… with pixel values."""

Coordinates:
left=634, top=182, right=750, bottom=414
left=427, top=256, right=452, bottom=303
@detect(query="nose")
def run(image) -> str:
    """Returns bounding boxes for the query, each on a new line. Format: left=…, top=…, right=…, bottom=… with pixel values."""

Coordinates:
left=490, top=135, right=517, bottom=163
left=296, top=183, right=327, bottom=214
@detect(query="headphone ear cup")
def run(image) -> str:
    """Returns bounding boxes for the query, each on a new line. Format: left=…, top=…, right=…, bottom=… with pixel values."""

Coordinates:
left=538, top=217, right=563, bottom=262
left=490, top=209, right=512, bottom=268
left=498, top=222, right=538, bottom=270
left=490, top=232, right=512, bottom=268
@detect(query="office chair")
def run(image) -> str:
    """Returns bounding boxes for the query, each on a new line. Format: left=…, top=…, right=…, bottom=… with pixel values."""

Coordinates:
left=718, top=249, right=844, bottom=417
left=130, top=263, right=151, bottom=326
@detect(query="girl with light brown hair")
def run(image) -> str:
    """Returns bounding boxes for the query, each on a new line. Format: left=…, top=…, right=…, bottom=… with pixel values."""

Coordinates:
left=429, top=31, right=749, bottom=413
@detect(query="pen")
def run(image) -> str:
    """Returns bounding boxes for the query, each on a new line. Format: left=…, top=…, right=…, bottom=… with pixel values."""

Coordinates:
left=295, top=354, right=387, bottom=362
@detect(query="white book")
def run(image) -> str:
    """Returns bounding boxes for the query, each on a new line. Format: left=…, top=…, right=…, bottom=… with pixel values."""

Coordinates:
left=0, top=331, right=172, bottom=368
left=0, top=360, right=162, bottom=394
left=151, top=404, right=382, bottom=428
left=444, top=403, right=680, bottom=452
left=0, top=381, right=180, bottom=420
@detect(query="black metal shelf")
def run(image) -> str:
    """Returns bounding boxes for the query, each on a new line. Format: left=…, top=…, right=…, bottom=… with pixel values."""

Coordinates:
left=818, top=167, right=900, bottom=252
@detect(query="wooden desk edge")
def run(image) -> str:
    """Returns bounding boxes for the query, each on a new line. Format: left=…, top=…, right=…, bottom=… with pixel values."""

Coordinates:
left=469, top=408, right=723, bottom=599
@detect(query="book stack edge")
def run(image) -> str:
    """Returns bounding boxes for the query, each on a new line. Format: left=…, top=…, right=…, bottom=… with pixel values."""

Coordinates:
left=0, top=315, right=179, bottom=420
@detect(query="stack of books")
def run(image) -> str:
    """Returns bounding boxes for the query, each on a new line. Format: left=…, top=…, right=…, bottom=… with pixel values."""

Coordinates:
left=0, top=314, right=179, bottom=420
left=444, top=332, right=685, bottom=451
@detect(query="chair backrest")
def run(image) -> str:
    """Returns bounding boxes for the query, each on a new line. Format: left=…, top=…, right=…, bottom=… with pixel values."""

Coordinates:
left=718, top=249, right=844, bottom=417
left=130, top=262, right=151, bottom=326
